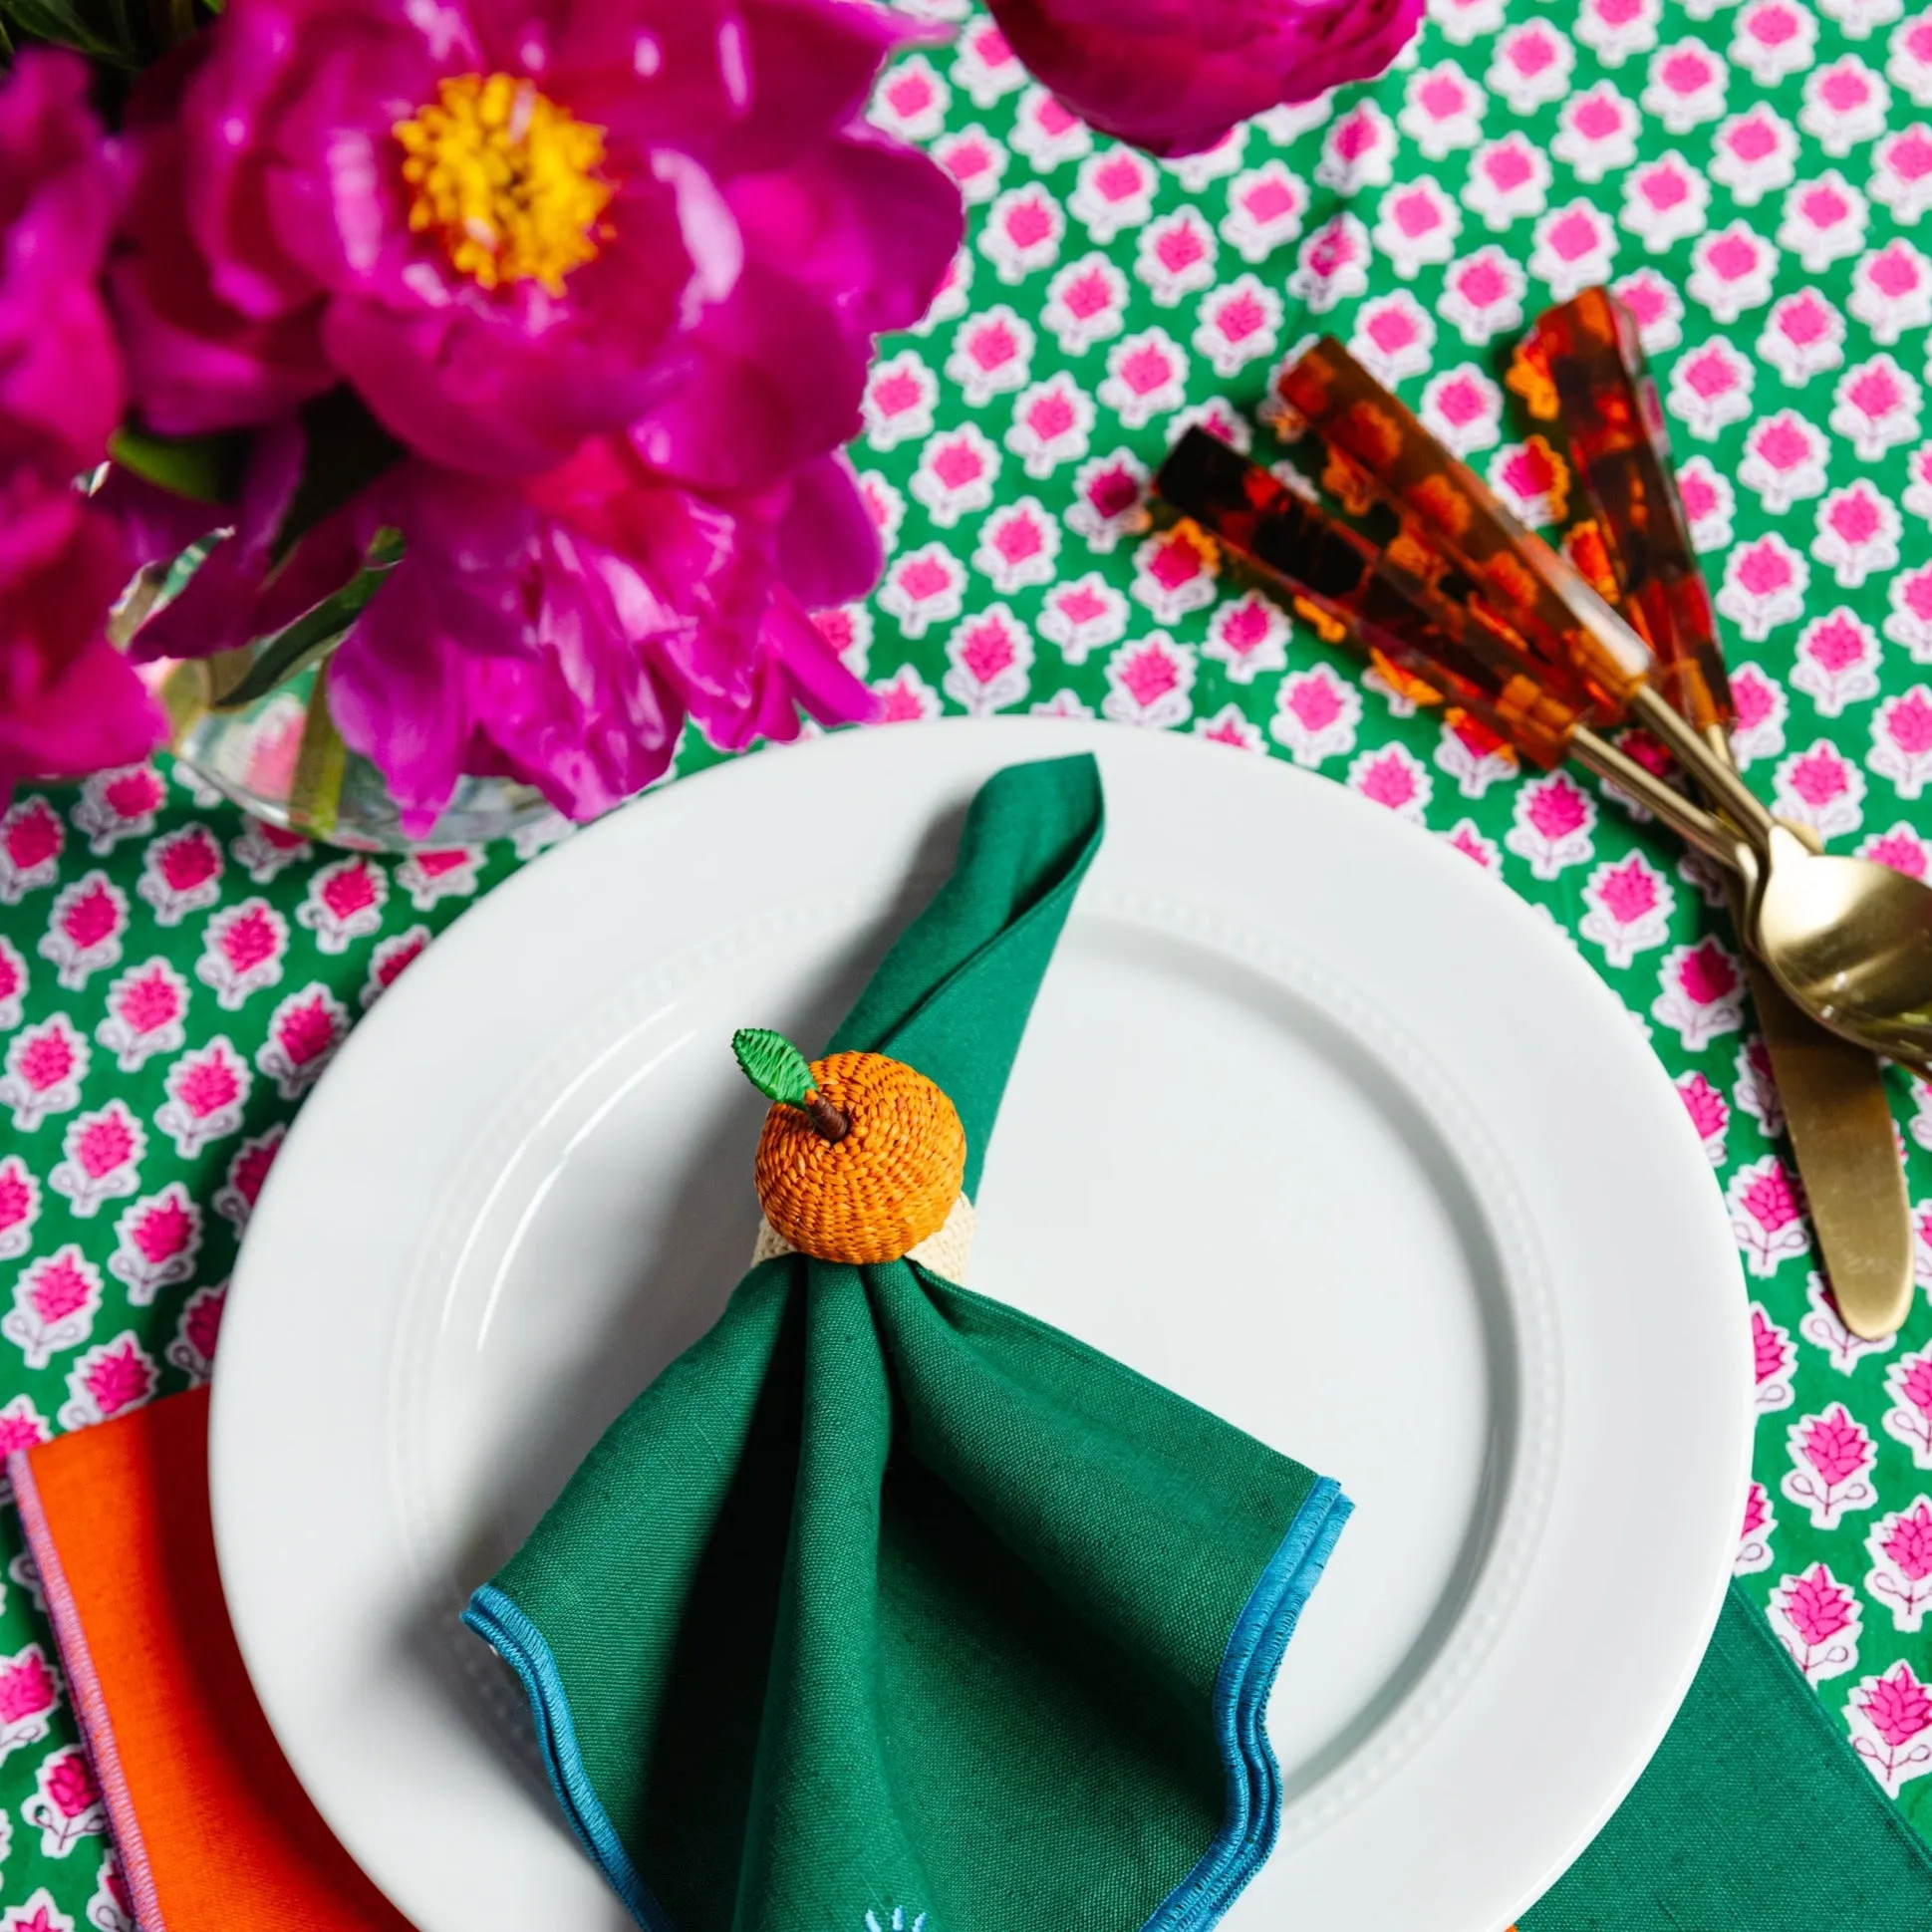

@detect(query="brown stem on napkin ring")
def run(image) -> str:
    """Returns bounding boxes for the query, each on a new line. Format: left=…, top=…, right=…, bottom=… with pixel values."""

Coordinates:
left=801, top=1089, right=851, bottom=1144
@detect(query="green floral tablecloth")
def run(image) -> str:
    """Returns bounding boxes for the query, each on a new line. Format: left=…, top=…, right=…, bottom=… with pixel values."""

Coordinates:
left=7, top=0, right=1932, bottom=1919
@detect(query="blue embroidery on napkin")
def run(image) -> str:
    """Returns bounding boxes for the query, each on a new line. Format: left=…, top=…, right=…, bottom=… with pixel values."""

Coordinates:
left=1141, top=1477, right=1354, bottom=1932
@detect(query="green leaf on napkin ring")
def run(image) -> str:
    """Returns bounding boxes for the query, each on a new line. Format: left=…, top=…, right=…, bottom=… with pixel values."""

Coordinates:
left=736, top=1032, right=967, bottom=1266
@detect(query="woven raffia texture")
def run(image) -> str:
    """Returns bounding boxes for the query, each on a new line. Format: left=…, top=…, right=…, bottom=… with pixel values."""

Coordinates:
left=7, top=0, right=1932, bottom=1917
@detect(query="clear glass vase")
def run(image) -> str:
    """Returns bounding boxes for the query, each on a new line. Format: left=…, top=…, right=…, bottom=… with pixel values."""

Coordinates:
left=161, top=654, right=553, bottom=853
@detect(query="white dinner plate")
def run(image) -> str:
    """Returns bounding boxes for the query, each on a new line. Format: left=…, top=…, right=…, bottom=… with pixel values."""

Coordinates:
left=211, top=718, right=1751, bottom=1932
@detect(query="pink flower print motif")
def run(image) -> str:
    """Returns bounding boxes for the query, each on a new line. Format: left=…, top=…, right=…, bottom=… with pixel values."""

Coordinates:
left=1687, top=221, right=1778, bottom=321
left=1315, top=101, right=1398, bottom=195
left=362, top=925, right=432, bottom=1011
left=880, top=544, right=968, bottom=641
left=1753, top=1302, right=1798, bottom=1414
left=0, top=933, right=23, bottom=1030
left=3, top=1246, right=105, bottom=1369
left=1887, top=564, right=1932, bottom=661
left=1440, top=819, right=1500, bottom=870
left=57, top=1332, right=159, bottom=1432
left=1579, top=852, right=1674, bottom=967
left=1801, top=55, right=1892, bottom=155
left=1653, top=460, right=1727, bottom=563
left=1758, top=287, right=1848, bottom=388
left=1850, top=237, right=1932, bottom=345
left=1204, top=593, right=1289, bottom=686
left=1712, top=104, right=1801, bottom=206
left=1792, top=610, right=1882, bottom=716
left=1220, top=163, right=1310, bottom=266
left=1783, top=1403, right=1878, bottom=1528
left=257, top=987, right=351, bottom=1103
left=1066, top=450, right=1152, bottom=553
left=972, top=499, right=1060, bottom=596
left=1611, top=267, right=1685, bottom=355
left=95, top=959, right=189, bottom=1076
left=196, top=898, right=291, bottom=1010
left=1644, top=40, right=1730, bottom=133
left=1029, top=689, right=1096, bottom=723
left=1727, top=665, right=1789, bottom=768
left=942, top=606, right=1035, bottom=716
left=1867, top=1498, right=1932, bottom=1631
left=1005, top=374, right=1097, bottom=476
left=1770, top=1562, right=1863, bottom=1684
left=165, top=1281, right=227, bottom=1387
left=1506, top=772, right=1598, bottom=879
left=1167, top=397, right=1253, bottom=456
left=1578, top=0, right=1662, bottom=65
left=136, top=823, right=223, bottom=928
left=911, top=425, right=1002, bottom=528
left=910, top=247, right=971, bottom=341
left=1737, top=1479, right=1777, bottom=1576
left=1163, top=126, right=1248, bottom=196
left=1622, top=153, right=1711, bottom=252
left=90, top=1848, right=138, bottom=1932
left=1097, top=329, right=1189, bottom=431
left=213, top=1125, right=285, bottom=1235
left=71, top=763, right=164, bottom=856
left=1419, top=364, right=1506, bottom=459
left=1193, top=275, right=1282, bottom=381
left=1373, top=180, right=1463, bottom=281
left=868, top=53, right=949, bottom=142
left=1667, top=340, right=1755, bottom=440
left=0, top=1646, right=61, bottom=1764
left=2, top=1895, right=75, bottom=1932
left=1739, top=412, right=1829, bottom=513
left=1131, top=525, right=1219, bottom=625
left=1, top=1015, right=89, bottom=1134
left=981, top=182, right=1068, bottom=286
left=1775, top=739, right=1866, bottom=837
left=1830, top=354, right=1923, bottom=457
left=1528, top=200, right=1618, bottom=300
left=1813, top=486, right=1902, bottom=591
left=1438, top=252, right=1527, bottom=354
left=1824, top=0, right=1902, bottom=33
left=0, top=1157, right=39, bottom=1264
left=1134, top=209, right=1218, bottom=309
left=49, top=1102, right=145, bottom=1221
left=155, top=1036, right=252, bottom=1158
left=1872, top=688, right=1932, bottom=798
left=932, top=127, right=1006, bottom=208
left=1192, top=705, right=1265, bottom=756
left=1717, top=535, right=1809, bottom=641
left=1884, top=1344, right=1932, bottom=1466
left=861, top=351, right=939, bottom=451
left=1552, top=83, right=1642, bottom=182
left=228, top=815, right=311, bottom=884
left=1488, top=20, right=1574, bottom=112
left=946, top=307, right=1035, bottom=409
left=1733, top=0, right=1817, bottom=83
left=1433, top=711, right=1518, bottom=798
left=1102, top=634, right=1197, bottom=730
left=1288, top=214, right=1373, bottom=315
left=37, top=872, right=128, bottom=992
left=1846, top=1663, right=1932, bottom=1795
left=1861, top=822, right=1932, bottom=877
left=951, top=19, right=1023, bottom=106
left=1486, top=440, right=1568, bottom=528
left=395, top=847, right=480, bottom=913
left=1460, top=133, right=1552, bottom=232
left=1399, top=63, right=1488, bottom=159
left=1735, top=1034, right=1785, bottom=1139
left=1038, top=574, right=1130, bottom=666
left=1269, top=666, right=1363, bottom=767
left=1730, top=1155, right=1812, bottom=1277
left=0, top=1395, right=50, bottom=1504
left=1069, top=145, right=1157, bottom=245
left=0, top=797, right=64, bottom=905
left=1346, top=744, right=1434, bottom=824
left=1873, top=122, right=1932, bottom=222
left=1348, top=293, right=1436, bottom=388
left=1040, top=253, right=1127, bottom=356
left=1801, top=1269, right=1899, bottom=1375
left=298, top=854, right=390, bottom=955
left=1897, top=12, right=1932, bottom=105
left=1907, top=445, right=1932, bottom=527
left=1651, top=937, right=1747, bottom=1050
left=108, top=1184, right=203, bottom=1308
left=1676, top=1071, right=1730, bottom=1164
left=23, top=1747, right=105, bottom=1857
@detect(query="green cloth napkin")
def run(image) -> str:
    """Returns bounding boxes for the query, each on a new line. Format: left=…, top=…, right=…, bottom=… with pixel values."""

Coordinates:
left=1524, top=1580, right=1932, bottom=1932
left=465, top=753, right=1352, bottom=1932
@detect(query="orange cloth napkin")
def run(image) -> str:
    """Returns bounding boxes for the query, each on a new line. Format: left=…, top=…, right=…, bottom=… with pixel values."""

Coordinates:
left=8, top=1388, right=411, bottom=1930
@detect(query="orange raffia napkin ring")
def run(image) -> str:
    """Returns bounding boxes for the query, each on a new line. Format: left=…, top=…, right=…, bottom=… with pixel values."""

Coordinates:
left=733, top=1028, right=975, bottom=1281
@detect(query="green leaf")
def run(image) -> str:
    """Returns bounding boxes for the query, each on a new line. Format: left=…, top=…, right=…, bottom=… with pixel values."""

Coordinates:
left=0, top=0, right=134, bottom=62
left=731, top=1029, right=816, bottom=1109
left=108, top=424, right=249, bottom=505
left=271, top=387, right=406, bottom=564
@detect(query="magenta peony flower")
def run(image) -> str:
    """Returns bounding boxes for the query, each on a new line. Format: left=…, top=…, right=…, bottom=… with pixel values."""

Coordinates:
left=984, top=0, right=1424, bottom=156
left=111, top=0, right=963, bottom=480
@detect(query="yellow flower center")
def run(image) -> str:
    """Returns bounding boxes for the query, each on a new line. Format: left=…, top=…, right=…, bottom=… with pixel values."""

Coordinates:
left=394, top=73, right=614, bottom=295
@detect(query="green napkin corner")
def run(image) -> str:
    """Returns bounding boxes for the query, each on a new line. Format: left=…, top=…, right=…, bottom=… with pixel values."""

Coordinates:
left=465, top=753, right=1352, bottom=1932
